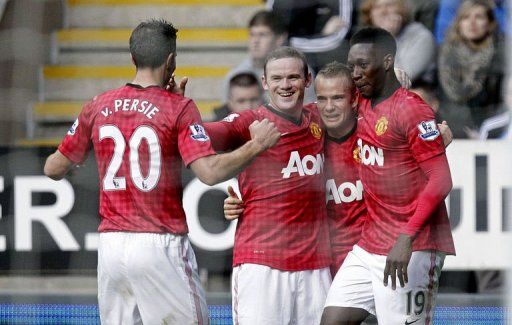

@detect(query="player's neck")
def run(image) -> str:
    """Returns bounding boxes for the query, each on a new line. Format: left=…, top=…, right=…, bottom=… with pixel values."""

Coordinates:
left=371, top=75, right=401, bottom=107
left=132, top=68, right=165, bottom=88
left=327, top=119, right=356, bottom=139
left=267, top=103, right=303, bottom=121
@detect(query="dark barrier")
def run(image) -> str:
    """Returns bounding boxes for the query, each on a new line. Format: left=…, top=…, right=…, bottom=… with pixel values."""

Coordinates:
left=0, top=146, right=233, bottom=275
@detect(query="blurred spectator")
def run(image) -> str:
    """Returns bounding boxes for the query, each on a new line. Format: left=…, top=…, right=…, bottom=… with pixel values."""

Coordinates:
left=0, top=0, right=7, bottom=21
left=360, top=0, right=437, bottom=83
left=405, top=0, right=440, bottom=31
left=435, top=0, right=507, bottom=43
left=213, top=72, right=263, bottom=121
left=438, top=0, right=505, bottom=138
left=267, top=0, right=354, bottom=72
left=222, top=10, right=317, bottom=104
left=410, top=80, right=441, bottom=116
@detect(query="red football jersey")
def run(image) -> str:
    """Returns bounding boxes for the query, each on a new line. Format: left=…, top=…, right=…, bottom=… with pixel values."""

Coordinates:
left=356, top=88, right=455, bottom=255
left=324, top=124, right=367, bottom=274
left=58, top=84, right=215, bottom=234
left=205, top=104, right=331, bottom=271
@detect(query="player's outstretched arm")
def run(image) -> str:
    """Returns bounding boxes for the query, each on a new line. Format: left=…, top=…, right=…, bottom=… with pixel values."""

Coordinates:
left=384, top=154, right=452, bottom=290
left=224, top=185, right=244, bottom=220
left=190, top=118, right=280, bottom=185
left=44, top=150, right=75, bottom=180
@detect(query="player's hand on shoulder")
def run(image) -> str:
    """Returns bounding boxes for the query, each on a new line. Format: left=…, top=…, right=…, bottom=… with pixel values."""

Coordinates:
left=438, top=120, right=453, bottom=147
left=165, top=73, right=188, bottom=96
left=249, top=118, right=281, bottom=151
left=384, top=234, right=413, bottom=290
left=224, top=185, right=244, bottom=220
left=394, top=68, right=411, bottom=89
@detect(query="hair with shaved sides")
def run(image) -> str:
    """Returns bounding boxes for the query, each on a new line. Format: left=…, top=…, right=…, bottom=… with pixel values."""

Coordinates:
left=129, top=19, right=178, bottom=69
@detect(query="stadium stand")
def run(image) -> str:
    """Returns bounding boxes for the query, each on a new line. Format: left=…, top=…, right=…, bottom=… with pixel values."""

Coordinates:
left=24, top=0, right=264, bottom=143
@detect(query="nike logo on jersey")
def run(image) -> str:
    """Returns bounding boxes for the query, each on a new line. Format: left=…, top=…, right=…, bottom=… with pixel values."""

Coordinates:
left=405, top=318, right=420, bottom=325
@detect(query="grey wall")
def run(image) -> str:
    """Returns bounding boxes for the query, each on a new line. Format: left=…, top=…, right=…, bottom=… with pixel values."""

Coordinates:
left=0, top=0, right=63, bottom=144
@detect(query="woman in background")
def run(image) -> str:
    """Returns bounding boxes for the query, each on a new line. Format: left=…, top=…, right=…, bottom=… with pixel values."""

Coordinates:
left=360, top=0, right=437, bottom=83
left=438, top=0, right=505, bottom=138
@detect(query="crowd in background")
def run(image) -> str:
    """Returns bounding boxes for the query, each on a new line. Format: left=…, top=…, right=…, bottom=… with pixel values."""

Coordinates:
left=217, top=0, right=510, bottom=141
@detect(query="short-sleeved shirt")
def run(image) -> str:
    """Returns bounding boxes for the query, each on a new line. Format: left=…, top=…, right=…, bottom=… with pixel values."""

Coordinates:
left=324, top=123, right=367, bottom=272
left=356, top=88, right=455, bottom=255
left=58, top=84, right=215, bottom=234
left=205, top=104, right=331, bottom=271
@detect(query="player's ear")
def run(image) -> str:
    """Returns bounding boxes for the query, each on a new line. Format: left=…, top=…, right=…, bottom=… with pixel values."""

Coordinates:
left=166, top=53, right=176, bottom=72
left=130, top=54, right=137, bottom=67
left=261, top=73, right=269, bottom=90
left=305, top=72, right=312, bottom=88
left=351, top=90, right=359, bottom=109
left=383, top=54, right=394, bottom=71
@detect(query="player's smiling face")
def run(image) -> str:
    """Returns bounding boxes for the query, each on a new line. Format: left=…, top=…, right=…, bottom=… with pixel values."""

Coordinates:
left=315, top=75, right=357, bottom=137
left=347, top=43, right=385, bottom=99
left=263, top=57, right=312, bottom=118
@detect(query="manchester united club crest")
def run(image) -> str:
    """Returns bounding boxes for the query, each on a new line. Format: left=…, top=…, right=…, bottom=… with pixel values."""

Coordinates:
left=353, top=146, right=361, bottom=163
left=310, top=122, right=322, bottom=139
left=375, top=116, right=388, bottom=136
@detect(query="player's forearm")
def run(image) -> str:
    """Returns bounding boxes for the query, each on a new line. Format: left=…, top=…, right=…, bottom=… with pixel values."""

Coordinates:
left=401, top=154, right=452, bottom=236
left=44, top=150, right=75, bottom=180
left=191, top=139, right=264, bottom=185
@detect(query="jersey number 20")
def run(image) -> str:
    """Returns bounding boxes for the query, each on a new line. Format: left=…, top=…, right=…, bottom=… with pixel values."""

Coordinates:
left=99, top=125, right=161, bottom=192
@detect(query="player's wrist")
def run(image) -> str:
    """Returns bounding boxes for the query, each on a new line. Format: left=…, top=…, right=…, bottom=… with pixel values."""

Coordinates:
left=246, top=138, right=266, bottom=154
left=397, top=233, right=414, bottom=244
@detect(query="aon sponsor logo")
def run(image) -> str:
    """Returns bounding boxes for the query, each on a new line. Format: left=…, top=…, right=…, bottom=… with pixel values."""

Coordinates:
left=326, top=179, right=363, bottom=204
left=281, top=151, right=324, bottom=179
left=357, top=139, right=384, bottom=167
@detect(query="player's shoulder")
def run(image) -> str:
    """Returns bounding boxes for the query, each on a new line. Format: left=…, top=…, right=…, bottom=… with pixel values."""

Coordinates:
left=395, top=88, right=434, bottom=114
left=304, top=102, right=318, bottom=112
left=304, top=102, right=320, bottom=118
left=251, top=105, right=274, bottom=119
left=219, top=107, right=260, bottom=125
left=396, top=88, right=427, bottom=105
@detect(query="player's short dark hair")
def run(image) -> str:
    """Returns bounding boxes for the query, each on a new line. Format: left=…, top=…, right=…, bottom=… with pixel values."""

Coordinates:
left=249, top=10, right=287, bottom=35
left=263, top=46, right=308, bottom=78
left=129, top=19, right=178, bottom=69
left=350, top=27, right=397, bottom=57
